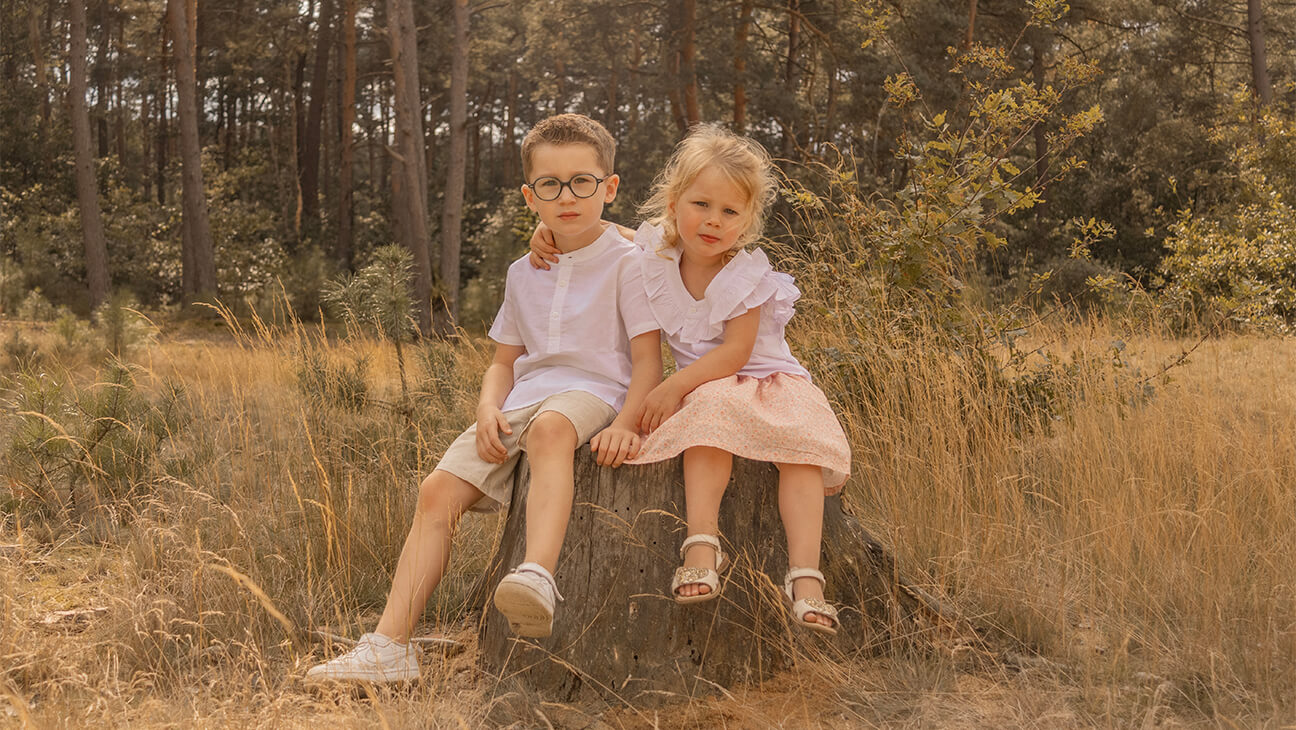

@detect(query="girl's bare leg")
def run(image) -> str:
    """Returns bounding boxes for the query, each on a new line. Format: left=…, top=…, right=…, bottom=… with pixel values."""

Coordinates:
left=375, top=470, right=485, bottom=643
left=776, top=462, right=832, bottom=627
left=678, top=446, right=733, bottom=597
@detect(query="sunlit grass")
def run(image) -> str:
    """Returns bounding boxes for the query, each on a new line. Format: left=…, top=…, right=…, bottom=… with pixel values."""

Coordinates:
left=1, top=311, right=1294, bottom=725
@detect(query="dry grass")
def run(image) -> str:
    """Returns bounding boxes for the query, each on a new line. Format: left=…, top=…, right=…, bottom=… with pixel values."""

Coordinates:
left=2, top=312, right=1295, bottom=727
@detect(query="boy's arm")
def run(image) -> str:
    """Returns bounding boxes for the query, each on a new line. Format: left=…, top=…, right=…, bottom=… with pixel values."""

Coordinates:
left=639, top=308, right=759, bottom=434
left=590, top=330, right=662, bottom=467
left=475, top=343, right=526, bottom=463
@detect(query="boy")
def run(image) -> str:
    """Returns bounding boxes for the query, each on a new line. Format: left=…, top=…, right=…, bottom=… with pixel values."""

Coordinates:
left=307, top=114, right=660, bottom=683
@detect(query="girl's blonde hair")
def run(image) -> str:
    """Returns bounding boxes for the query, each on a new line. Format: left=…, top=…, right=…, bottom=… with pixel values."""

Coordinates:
left=639, top=124, right=778, bottom=254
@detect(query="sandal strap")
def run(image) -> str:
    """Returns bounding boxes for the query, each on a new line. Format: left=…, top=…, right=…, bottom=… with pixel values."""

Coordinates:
left=671, top=565, right=720, bottom=594
left=783, top=567, right=826, bottom=601
left=512, top=562, right=563, bottom=602
left=791, top=597, right=840, bottom=626
left=679, top=533, right=722, bottom=560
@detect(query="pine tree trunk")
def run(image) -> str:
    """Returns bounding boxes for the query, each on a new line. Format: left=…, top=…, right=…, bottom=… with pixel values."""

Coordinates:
left=29, top=7, right=50, bottom=136
left=167, top=0, right=217, bottom=301
left=386, top=0, right=433, bottom=335
left=478, top=451, right=931, bottom=701
left=69, top=0, right=111, bottom=310
left=733, top=0, right=752, bottom=131
left=301, top=0, right=336, bottom=231
left=1246, top=0, right=1273, bottom=106
left=780, top=0, right=801, bottom=159
left=337, top=0, right=357, bottom=270
left=439, top=0, right=469, bottom=330
left=680, top=0, right=699, bottom=125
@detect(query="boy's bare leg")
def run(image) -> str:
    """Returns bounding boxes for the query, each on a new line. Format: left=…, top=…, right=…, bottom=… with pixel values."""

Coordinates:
left=776, top=462, right=832, bottom=627
left=375, top=470, right=485, bottom=643
left=678, top=446, right=733, bottom=597
left=520, top=411, right=580, bottom=572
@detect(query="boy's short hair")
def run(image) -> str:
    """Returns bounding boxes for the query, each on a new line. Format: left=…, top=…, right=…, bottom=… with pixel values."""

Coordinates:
left=521, top=114, right=616, bottom=182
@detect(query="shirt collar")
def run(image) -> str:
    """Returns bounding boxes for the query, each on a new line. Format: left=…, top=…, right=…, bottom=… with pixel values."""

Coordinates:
left=555, top=224, right=617, bottom=265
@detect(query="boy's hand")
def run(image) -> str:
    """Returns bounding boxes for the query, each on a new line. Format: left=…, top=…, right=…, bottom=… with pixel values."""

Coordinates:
left=590, top=423, right=640, bottom=467
left=639, top=381, right=684, bottom=434
left=528, top=223, right=561, bottom=270
left=474, top=404, right=513, bottom=463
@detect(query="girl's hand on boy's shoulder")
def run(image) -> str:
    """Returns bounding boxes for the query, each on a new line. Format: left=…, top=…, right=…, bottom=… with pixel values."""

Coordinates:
left=639, top=381, right=684, bottom=434
left=474, top=405, right=512, bottom=463
left=528, top=223, right=560, bottom=270
left=590, top=424, right=640, bottom=467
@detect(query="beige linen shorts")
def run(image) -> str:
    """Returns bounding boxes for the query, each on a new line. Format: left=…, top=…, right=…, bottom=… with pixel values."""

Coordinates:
left=433, top=390, right=617, bottom=511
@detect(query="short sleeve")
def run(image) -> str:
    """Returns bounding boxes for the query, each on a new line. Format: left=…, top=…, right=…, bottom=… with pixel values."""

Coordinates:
left=617, top=257, right=658, bottom=339
left=487, top=271, right=524, bottom=346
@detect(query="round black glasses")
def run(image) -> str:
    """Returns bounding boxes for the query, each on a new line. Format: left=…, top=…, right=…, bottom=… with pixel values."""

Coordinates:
left=525, top=174, right=608, bottom=201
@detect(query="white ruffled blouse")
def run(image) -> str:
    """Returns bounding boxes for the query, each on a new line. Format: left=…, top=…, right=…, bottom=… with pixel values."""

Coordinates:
left=636, top=222, right=811, bottom=380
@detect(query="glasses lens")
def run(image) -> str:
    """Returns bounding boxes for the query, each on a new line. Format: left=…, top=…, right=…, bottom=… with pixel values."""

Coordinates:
left=533, top=177, right=562, bottom=201
left=570, top=175, right=599, bottom=198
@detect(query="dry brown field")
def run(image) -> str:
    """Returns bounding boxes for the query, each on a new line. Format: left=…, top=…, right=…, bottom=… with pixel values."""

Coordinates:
left=2, top=315, right=1294, bottom=728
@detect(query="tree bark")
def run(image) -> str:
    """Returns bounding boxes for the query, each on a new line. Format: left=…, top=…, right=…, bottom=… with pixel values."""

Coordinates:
left=680, top=0, right=699, bottom=126
left=168, top=0, right=218, bottom=301
left=1246, top=0, right=1273, bottom=106
left=94, top=0, right=110, bottom=159
left=386, top=0, right=434, bottom=335
left=155, top=18, right=168, bottom=206
left=336, top=0, right=357, bottom=270
left=301, top=0, right=336, bottom=231
left=733, top=0, right=753, bottom=131
left=780, top=0, right=801, bottom=159
left=29, top=6, right=50, bottom=136
left=69, top=0, right=111, bottom=310
left=479, top=452, right=932, bottom=701
left=965, top=0, right=977, bottom=50
left=439, top=0, right=470, bottom=329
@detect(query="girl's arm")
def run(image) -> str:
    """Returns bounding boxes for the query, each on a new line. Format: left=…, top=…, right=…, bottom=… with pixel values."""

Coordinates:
left=528, top=220, right=637, bottom=270
left=639, top=307, right=760, bottom=433
left=590, top=330, right=662, bottom=466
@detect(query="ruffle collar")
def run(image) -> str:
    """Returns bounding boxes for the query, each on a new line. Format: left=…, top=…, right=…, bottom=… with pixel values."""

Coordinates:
left=636, top=222, right=800, bottom=344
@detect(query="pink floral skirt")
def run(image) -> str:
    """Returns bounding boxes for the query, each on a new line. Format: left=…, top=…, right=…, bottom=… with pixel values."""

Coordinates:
left=627, top=372, right=851, bottom=493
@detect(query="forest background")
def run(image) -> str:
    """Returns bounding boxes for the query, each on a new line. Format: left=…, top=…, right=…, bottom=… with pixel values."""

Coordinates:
left=2, top=0, right=1296, bottom=726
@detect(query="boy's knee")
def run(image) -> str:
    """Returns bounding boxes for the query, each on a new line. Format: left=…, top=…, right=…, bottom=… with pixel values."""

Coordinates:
left=526, top=411, right=578, bottom=450
left=416, top=471, right=469, bottom=521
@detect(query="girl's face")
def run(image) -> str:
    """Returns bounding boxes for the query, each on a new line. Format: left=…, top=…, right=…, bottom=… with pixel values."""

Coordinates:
left=669, top=167, right=751, bottom=266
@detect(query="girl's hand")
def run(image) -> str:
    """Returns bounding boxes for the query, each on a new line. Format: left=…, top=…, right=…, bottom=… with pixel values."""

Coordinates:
left=590, top=424, right=641, bottom=467
left=527, top=223, right=561, bottom=270
left=639, top=380, right=684, bottom=434
left=474, top=405, right=513, bottom=463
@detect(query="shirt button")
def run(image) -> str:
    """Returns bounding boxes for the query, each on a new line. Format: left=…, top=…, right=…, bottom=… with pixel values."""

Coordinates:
left=550, top=313, right=559, bottom=319
left=558, top=281, right=567, bottom=288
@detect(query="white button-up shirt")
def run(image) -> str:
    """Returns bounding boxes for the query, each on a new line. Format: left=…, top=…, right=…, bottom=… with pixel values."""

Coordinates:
left=489, top=225, right=658, bottom=412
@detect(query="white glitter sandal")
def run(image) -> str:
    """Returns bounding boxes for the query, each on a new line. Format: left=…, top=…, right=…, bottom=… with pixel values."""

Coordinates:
left=783, top=567, right=840, bottom=636
left=670, top=534, right=730, bottom=604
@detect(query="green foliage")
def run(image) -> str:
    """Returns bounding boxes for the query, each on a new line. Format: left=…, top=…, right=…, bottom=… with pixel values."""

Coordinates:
left=459, top=194, right=538, bottom=332
left=17, top=287, right=57, bottom=321
left=1160, top=108, right=1296, bottom=332
left=321, top=244, right=418, bottom=403
left=92, top=291, right=158, bottom=358
left=294, top=346, right=370, bottom=412
left=2, top=361, right=191, bottom=524
left=790, top=9, right=1148, bottom=427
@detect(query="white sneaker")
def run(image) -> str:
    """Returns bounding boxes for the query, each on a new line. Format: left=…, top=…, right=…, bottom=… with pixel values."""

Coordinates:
left=493, top=562, right=563, bottom=638
left=305, top=632, right=421, bottom=683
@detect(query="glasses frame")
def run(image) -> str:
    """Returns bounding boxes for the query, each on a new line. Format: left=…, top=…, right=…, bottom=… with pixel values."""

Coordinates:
left=524, top=173, right=609, bottom=202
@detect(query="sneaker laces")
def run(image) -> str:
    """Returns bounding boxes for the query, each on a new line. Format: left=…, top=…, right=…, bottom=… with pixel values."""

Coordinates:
left=511, top=562, right=564, bottom=602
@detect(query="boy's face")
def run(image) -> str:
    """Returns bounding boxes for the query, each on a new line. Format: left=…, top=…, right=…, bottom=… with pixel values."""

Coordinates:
left=521, top=143, right=619, bottom=248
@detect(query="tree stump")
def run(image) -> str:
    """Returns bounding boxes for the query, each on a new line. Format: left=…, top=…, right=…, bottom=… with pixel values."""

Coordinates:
left=477, top=450, right=937, bottom=703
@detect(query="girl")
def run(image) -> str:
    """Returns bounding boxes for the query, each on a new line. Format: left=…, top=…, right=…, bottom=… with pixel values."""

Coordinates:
left=532, top=125, right=852, bottom=634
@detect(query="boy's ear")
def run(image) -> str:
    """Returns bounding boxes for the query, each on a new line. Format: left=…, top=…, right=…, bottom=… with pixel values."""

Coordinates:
left=603, top=173, right=620, bottom=202
left=521, top=183, right=537, bottom=211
